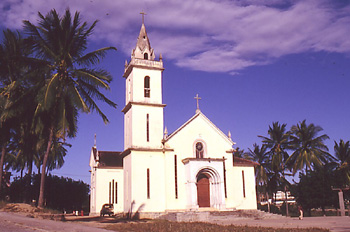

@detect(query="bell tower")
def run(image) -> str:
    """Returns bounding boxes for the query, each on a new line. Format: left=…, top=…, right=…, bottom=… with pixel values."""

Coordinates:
left=122, top=14, right=167, bottom=214
left=122, top=18, right=165, bottom=150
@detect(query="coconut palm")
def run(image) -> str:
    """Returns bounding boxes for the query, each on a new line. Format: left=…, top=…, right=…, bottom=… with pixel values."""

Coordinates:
left=259, top=122, right=291, bottom=212
left=0, top=29, right=32, bottom=195
left=334, top=139, right=350, bottom=184
left=246, top=143, right=270, bottom=205
left=233, top=147, right=246, bottom=158
left=23, top=9, right=117, bottom=208
left=247, top=143, right=269, bottom=186
left=287, top=120, right=332, bottom=175
left=258, top=122, right=290, bottom=173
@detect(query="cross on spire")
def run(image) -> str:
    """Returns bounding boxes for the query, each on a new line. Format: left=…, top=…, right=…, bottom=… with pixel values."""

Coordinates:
left=140, top=10, right=147, bottom=24
left=194, top=94, right=201, bottom=113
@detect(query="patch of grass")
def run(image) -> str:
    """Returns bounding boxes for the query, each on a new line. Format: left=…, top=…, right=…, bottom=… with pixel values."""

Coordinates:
left=104, top=220, right=329, bottom=232
left=37, top=207, right=61, bottom=214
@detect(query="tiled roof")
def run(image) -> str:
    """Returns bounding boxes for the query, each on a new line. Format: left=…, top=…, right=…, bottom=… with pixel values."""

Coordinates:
left=233, top=157, right=259, bottom=167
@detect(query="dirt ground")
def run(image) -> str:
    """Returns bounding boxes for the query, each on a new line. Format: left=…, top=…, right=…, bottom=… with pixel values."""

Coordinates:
left=1, top=203, right=349, bottom=231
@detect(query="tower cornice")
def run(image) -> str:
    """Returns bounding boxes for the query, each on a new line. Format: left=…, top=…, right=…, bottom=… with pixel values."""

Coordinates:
left=122, top=101, right=166, bottom=113
left=123, top=57, right=164, bottom=77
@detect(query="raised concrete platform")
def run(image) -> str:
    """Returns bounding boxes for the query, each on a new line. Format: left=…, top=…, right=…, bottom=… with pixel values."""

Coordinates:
left=158, top=209, right=284, bottom=222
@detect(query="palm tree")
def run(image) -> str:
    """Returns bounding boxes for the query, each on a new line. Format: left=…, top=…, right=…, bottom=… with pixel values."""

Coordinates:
left=258, top=122, right=290, bottom=174
left=0, top=29, right=32, bottom=195
left=23, top=9, right=117, bottom=208
left=246, top=143, right=269, bottom=205
left=334, top=139, right=350, bottom=184
left=287, top=120, right=333, bottom=175
left=247, top=143, right=269, bottom=186
left=233, top=147, right=245, bottom=158
left=259, top=122, right=291, bottom=214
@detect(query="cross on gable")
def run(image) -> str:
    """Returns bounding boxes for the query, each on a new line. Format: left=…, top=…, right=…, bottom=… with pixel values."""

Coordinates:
left=140, top=10, right=147, bottom=24
left=194, top=94, right=201, bottom=112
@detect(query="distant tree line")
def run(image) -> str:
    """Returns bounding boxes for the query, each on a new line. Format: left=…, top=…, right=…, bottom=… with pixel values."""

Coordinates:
left=4, top=174, right=89, bottom=212
left=0, top=8, right=116, bottom=208
left=236, top=120, right=350, bottom=215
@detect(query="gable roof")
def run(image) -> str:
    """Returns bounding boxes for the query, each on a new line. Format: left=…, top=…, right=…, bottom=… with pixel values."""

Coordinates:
left=166, top=110, right=235, bottom=145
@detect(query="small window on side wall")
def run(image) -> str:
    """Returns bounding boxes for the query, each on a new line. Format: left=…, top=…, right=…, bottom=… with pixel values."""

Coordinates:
left=195, top=142, right=204, bottom=158
left=144, top=76, right=150, bottom=98
left=144, top=53, right=148, bottom=60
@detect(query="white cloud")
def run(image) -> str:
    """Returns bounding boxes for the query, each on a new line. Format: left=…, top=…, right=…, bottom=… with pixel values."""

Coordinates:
left=0, top=0, right=349, bottom=73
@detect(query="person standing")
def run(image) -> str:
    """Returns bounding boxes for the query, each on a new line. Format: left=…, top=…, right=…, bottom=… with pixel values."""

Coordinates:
left=298, top=205, right=303, bottom=220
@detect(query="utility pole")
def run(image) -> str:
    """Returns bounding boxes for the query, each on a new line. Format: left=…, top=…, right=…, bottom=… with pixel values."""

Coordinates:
left=332, top=186, right=349, bottom=216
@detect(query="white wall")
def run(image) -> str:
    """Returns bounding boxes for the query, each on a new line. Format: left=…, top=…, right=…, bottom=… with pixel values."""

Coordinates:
left=124, top=151, right=166, bottom=213
left=91, top=168, right=124, bottom=215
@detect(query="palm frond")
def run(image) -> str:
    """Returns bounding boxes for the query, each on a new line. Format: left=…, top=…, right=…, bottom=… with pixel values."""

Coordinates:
left=77, top=47, right=117, bottom=66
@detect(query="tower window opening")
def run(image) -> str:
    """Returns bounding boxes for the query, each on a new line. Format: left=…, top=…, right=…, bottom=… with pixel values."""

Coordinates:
left=109, top=182, right=111, bottom=204
left=147, top=168, right=150, bottom=199
left=115, top=182, right=118, bottom=204
left=146, top=114, right=149, bottom=142
left=174, top=155, right=178, bottom=199
left=196, top=142, right=204, bottom=158
left=242, top=170, right=246, bottom=198
left=144, top=53, right=148, bottom=60
left=144, top=76, right=150, bottom=97
left=112, top=179, right=115, bottom=204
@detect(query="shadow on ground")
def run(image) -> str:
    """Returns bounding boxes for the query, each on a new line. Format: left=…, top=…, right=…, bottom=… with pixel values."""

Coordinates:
left=65, top=215, right=150, bottom=224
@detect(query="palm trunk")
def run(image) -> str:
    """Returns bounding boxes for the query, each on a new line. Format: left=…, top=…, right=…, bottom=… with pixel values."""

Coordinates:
left=266, top=192, right=270, bottom=213
left=0, top=145, right=6, bottom=197
left=26, top=161, right=33, bottom=203
left=284, top=187, right=289, bottom=217
left=38, top=126, right=53, bottom=208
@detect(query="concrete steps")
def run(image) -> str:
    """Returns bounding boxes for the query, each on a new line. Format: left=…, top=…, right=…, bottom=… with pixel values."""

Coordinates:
left=159, top=209, right=284, bottom=222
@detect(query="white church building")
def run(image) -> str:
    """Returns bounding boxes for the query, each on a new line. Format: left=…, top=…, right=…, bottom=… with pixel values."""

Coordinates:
left=89, top=20, right=258, bottom=216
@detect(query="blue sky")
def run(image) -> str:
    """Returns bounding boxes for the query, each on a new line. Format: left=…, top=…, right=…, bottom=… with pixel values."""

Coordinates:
left=1, top=0, right=350, bottom=184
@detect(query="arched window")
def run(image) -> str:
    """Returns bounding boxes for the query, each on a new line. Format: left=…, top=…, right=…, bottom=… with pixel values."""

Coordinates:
left=144, top=53, right=148, bottom=60
left=196, top=142, right=204, bottom=158
left=144, top=76, right=150, bottom=98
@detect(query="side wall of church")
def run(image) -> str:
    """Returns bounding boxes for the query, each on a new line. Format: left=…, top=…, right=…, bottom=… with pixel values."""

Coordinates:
left=225, top=166, right=257, bottom=209
left=90, top=166, right=97, bottom=214
left=92, top=168, right=124, bottom=215
left=123, top=151, right=166, bottom=213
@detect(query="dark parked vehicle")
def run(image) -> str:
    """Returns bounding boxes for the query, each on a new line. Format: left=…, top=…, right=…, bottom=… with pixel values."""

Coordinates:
left=100, top=204, right=114, bottom=217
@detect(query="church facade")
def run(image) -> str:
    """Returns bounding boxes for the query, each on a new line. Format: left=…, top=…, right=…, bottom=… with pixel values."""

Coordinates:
left=89, top=21, right=258, bottom=216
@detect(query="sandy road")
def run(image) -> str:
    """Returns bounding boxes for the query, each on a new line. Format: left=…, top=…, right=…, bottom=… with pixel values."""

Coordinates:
left=0, top=212, right=112, bottom=232
left=1, top=210, right=350, bottom=232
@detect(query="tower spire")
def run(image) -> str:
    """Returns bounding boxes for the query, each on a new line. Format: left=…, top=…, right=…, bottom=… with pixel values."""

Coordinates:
left=132, top=12, right=155, bottom=61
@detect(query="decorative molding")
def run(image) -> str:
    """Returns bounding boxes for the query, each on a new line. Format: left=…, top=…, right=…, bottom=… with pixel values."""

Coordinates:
left=182, top=157, right=225, bottom=164
left=121, top=147, right=174, bottom=157
left=122, top=101, right=166, bottom=113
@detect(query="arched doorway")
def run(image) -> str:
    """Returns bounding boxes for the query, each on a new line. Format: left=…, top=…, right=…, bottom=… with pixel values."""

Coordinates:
left=197, top=173, right=210, bottom=207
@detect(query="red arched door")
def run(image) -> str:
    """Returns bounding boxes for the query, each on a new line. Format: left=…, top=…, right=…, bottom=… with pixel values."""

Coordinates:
left=197, top=174, right=210, bottom=207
